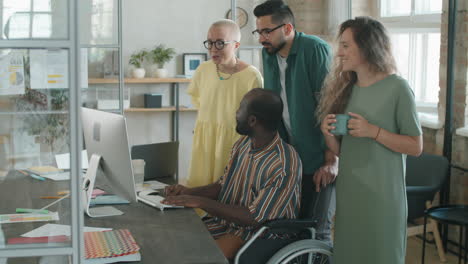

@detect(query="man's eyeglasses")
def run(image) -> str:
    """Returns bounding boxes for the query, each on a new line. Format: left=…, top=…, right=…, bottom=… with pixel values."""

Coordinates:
left=203, top=40, right=237, bottom=50
left=252, top=24, right=285, bottom=39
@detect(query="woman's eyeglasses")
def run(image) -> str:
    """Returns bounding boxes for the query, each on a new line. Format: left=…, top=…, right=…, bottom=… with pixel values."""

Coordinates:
left=203, top=40, right=237, bottom=50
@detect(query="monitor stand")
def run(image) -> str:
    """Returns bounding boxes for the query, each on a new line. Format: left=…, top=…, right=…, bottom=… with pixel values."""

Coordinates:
left=82, top=154, right=123, bottom=217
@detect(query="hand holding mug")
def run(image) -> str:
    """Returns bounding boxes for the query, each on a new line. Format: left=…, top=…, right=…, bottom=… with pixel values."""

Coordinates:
left=347, top=112, right=378, bottom=138
left=320, top=114, right=336, bottom=137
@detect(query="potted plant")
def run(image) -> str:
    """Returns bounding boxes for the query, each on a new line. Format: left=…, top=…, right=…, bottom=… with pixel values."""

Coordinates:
left=129, top=49, right=148, bottom=78
left=148, top=44, right=175, bottom=78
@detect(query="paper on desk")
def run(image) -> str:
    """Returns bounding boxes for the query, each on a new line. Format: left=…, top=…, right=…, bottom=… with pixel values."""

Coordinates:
left=21, top=224, right=112, bottom=238
left=55, top=150, right=89, bottom=170
left=146, top=180, right=169, bottom=190
left=41, top=172, right=70, bottom=181
left=92, top=188, right=106, bottom=198
left=90, top=195, right=129, bottom=206
left=134, top=183, right=153, bottom=192
left=0, top=212, right=59, bottom=224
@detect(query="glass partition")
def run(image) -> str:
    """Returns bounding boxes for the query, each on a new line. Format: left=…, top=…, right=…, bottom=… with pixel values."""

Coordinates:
left=0, top=0, right=108, bottom=261
left=83, top=47, right=124, bottom=112
left=0, top=48, right=70, bottom=167
left=0, top=46, right=74, bottom=257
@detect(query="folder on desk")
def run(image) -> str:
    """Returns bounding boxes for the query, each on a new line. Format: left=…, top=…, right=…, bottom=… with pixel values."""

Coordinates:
left=90, top=195, right=130, bottom=206
left=27, top=166, right=63, bottom=175
left=8, top=235, right=69, bottom=244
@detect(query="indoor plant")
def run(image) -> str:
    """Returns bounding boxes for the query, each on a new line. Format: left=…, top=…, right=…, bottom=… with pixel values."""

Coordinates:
left=148, top=44, right=175, bottom=78
left=129, top=49, right=148, bottom=78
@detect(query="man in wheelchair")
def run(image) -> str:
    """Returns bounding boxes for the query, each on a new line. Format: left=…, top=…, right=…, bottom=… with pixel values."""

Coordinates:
left=163, top=88, right=302, bottom=260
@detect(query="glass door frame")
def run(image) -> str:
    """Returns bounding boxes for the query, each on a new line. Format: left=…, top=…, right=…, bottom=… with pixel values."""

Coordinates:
left=0, top=0, right=84, bottom=261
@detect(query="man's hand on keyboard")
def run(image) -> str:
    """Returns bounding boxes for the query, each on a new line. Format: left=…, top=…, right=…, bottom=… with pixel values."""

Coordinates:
left=164, top=184, right=189, bottom=196
left=161, top=195, right=203, bottom=208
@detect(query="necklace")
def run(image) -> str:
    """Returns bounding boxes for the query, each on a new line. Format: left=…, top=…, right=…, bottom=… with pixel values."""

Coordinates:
left=216, top=58, right=238, bottom=80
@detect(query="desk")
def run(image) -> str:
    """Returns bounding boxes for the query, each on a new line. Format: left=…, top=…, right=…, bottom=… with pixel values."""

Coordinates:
left=0, top=172, right=228, bottom=264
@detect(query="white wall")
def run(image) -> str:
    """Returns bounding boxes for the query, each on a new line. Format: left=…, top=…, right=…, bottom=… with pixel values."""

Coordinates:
left=121, top=0, right=232, bottom=182
left=122, top=0, right=232, bottom=77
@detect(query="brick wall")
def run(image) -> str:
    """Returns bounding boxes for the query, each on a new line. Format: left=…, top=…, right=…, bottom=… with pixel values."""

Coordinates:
left=352, top=0, right=378, bottom=18
left=408, top=0, right=468, bottom=250
left=287, top=0, right=325, bottom=36
left=438, top=0, right=468, bottom=211
left=287, top=0, right=379, bottom=38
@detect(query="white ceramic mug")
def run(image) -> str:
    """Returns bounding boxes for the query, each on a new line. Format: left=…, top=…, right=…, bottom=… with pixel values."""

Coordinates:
left=131, top=159, right=145, bottom=185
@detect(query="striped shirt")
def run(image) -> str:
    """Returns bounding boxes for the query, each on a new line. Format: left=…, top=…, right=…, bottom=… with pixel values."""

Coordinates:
left=204, top=132, right=302, bottom=240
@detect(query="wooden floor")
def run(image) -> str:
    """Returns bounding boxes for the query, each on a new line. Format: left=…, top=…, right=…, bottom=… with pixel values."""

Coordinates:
left=406, top=236, right=460, bottom=264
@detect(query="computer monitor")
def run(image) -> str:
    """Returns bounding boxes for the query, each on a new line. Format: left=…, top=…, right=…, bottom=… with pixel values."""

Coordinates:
left=81, top=107, right=137, bottom=217
left=131, top=141, right=178, bottom=182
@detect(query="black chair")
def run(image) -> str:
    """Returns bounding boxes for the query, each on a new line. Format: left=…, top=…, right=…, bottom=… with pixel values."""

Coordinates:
left=406, top=152, right=449, bottom=262
left=130, top=141, right=179, bottom=185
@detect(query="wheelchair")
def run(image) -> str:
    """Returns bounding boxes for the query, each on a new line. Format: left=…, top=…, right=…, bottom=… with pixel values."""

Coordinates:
left=234, top=181, right=334, bottom=264
left=233, top=219, right=332, bottom=264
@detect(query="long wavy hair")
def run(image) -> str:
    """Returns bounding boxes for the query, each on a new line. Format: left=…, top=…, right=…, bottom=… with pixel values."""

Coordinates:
left=316, top=17, right=397, bottom=122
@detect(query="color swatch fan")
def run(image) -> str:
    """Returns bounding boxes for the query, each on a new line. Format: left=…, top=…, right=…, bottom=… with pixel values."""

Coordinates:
left=84, top=229, right=140, bottom=259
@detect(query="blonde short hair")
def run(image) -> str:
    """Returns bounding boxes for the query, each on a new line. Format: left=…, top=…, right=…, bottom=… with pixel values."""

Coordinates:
left=210, top=19, right=241, bottom=42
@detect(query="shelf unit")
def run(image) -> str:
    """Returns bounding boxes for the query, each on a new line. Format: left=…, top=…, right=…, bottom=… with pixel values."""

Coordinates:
left=88, top=77, right=191, bottom=84
left=124, top=107, right=197, bottom=112
left=88, top=78, right=195, bottom=141
left=88, top=78, right=196, bottom=184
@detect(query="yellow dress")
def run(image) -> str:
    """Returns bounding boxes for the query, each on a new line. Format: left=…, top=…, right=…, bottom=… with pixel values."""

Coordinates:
left=187, top=60, right=263, bottom=187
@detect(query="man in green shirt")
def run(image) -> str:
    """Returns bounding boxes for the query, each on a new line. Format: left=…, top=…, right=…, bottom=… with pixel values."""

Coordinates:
left=253, top=0, right=337, bottom=245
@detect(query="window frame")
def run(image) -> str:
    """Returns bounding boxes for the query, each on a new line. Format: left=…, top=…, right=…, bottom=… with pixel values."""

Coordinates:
left=378, top=0, right=442, bottom=118
left=2, top=0, right=52, bottom=39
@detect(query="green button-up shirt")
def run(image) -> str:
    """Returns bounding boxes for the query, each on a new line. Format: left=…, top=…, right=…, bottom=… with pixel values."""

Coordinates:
left=262, top=31, right=331, bottom=174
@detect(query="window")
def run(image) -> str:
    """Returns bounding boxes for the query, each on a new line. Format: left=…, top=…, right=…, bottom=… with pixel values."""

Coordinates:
left=2, top=0, right=52, bottom=39
left=90, top=0, right=116, bottom=44
left=379, top=0, right=442, bottom=115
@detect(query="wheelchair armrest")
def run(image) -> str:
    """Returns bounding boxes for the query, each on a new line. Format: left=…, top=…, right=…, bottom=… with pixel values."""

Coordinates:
left=406, top=186, right=437, bottom=195
left=260, top=219, right=318, bottom=236
left=264, top=219, right=317, bottom=229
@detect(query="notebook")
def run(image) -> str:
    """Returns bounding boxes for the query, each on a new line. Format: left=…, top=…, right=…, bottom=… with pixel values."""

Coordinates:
left=137, top=190, right=183, bottom=211
left=83, top=252, right=141, bottom=264
left=8, top=235, right=69, bottom=244
left=85, top=229, right=139, bottom=259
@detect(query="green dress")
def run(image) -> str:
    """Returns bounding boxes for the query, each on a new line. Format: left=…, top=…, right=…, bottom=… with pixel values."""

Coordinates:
left=333, top=75, right=422, bottom=263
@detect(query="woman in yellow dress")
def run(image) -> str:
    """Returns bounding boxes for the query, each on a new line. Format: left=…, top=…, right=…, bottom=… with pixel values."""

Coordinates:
left=187, top=19, right=263, bottom=187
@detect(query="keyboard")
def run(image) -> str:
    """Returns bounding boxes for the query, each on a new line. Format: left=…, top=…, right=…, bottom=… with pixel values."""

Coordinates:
left=137, top=190, right=183, bottom=211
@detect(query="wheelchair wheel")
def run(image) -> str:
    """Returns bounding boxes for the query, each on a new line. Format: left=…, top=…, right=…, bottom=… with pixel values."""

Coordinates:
left=266, top=239, right=332, bottom=264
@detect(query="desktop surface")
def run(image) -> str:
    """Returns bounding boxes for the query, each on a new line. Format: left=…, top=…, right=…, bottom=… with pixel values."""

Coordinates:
left=0, top=171, right=228, bottom=264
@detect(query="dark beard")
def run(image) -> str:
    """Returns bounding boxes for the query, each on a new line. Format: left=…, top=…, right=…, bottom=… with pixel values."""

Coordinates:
left=236, top=120, right=251, bottom=136
left=262, top=39, right=286, bottom=55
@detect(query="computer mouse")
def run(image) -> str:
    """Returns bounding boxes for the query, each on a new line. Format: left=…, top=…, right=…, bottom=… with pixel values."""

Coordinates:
left=147, top=191, right=159, bottom=196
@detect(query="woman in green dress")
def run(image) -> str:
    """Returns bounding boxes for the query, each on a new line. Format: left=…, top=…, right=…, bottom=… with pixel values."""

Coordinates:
left=316, top=17, right=423, bottom=263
